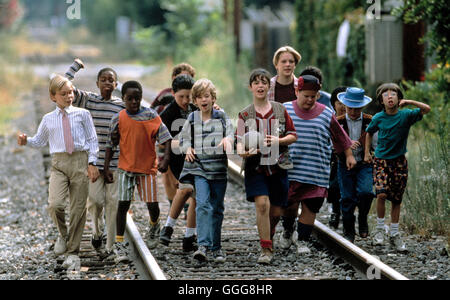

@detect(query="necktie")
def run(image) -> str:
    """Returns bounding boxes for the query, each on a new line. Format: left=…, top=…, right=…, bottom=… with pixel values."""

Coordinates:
left=62, top=109, right=75, bottom=154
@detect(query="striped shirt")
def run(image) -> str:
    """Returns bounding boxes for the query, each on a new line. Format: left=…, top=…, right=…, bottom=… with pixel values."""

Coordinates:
left=179, top=109, right=234, bottom=182
left=27, top=105, right=99, bottom=164
left=284, top=101, right=352, bottom=188
left=65, top=61, right=125, bottom=170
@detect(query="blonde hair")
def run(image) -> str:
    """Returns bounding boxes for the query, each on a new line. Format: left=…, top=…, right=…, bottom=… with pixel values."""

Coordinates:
left=191, top=78, right=217, bottom=101
left=273, top=46, right=302, bottom=67
left=49, top=74, right=72, bottom=96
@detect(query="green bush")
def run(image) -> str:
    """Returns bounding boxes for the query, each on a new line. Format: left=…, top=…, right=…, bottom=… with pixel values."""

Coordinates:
left=401, top=66, right=449, bottom=237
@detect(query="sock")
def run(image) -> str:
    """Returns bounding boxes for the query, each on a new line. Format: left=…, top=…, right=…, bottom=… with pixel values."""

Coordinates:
left=297, top=222, right=313, bottom=241
left=146, top=202, right=160, bottom=224
left=281, top=216, right=296, bottom=233
left=165, top=216, right=177, bottom=228
left=116, top=235, right=124, bottom=243
left=376, top=217, right=385, bottom=229
left=390, top=223, right=399, bottom=236
left=260, top=239, right=273, bottom=249
left=185, top=227, right=196, bottom=238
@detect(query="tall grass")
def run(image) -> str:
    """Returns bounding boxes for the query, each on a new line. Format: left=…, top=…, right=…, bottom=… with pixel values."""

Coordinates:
left=403, top=119, right=449, bottom=238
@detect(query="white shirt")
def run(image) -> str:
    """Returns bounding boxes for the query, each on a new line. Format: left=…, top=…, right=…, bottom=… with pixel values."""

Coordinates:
left=345, top=113, right=378, bottom=162
left=27, top=105, right=99, bottom=163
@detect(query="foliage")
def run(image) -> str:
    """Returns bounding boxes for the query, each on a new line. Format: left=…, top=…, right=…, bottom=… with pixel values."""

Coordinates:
left=134, top=0, right=223, bottom=63
left=400, top=66, right=449, bottom=134
left=403, top=126, right=449, bottom=237
left=294, top=0, right=368, bottom=92
left=0, top=0, right=22, bottom=29
left=393, top=0, right=450, bottom=65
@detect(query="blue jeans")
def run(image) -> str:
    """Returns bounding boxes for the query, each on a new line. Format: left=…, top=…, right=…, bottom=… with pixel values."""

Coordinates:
left=194, top=176, right=227, bottom=251
left=337, top=162, right=374, bottom=229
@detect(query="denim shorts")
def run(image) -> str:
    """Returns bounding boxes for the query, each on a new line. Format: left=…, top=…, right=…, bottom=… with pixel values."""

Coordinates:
left=244, top=170, right=289, bottom=208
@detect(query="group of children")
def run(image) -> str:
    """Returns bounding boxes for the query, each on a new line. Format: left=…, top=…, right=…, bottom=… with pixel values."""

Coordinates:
left=17, top=44, right=430, bottom=268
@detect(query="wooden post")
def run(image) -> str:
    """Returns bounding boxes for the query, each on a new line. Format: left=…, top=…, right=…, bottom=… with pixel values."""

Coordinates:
left=403, top=21, right=426, bottom=81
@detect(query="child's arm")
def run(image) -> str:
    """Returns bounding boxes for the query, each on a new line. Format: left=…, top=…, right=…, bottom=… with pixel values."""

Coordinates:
left=64, top=58, right=97, bottom=108
left=399, top=99, right=431, bottom=115
left=17, top=118, right=49, bottom=148
left=103, top=147, right=114, bottom=184
left=364, top=132, right=373, bottom=163
left=329, top=114, right=356, bottom=170
left=155, top=118, right=173, bottom=173
left=81, top=110, right=100, bottom=182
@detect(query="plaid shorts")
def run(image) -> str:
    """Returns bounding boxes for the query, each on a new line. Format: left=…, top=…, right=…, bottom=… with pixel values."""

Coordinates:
left=373, top=155, right=408, bottom=204
left=118, top=169, right=157, bottom=203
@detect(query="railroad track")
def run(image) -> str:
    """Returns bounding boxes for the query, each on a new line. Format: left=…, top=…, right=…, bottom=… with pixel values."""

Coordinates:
left=130, top=159, right=409, bottom=280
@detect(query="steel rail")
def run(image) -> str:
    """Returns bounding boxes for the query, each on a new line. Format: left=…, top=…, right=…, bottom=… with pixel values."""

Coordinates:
left=227, top=159, right=409, bottom=280
left=125, top=213, right=167, bottom=280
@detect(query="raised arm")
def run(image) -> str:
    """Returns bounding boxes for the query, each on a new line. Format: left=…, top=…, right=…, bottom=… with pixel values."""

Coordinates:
left=399, top=99, right=431, bottom=115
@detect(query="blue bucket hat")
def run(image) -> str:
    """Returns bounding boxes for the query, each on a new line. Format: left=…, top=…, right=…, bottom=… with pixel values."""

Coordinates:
left=337, top=87, right=372, bottom=108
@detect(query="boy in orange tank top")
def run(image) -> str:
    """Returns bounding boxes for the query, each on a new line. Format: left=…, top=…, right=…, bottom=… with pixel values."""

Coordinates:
left=104, top=81, right=172, bottom=263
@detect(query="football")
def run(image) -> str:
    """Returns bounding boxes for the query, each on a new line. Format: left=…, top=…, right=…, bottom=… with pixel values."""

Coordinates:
left=243, top=131, right=263, bottom=150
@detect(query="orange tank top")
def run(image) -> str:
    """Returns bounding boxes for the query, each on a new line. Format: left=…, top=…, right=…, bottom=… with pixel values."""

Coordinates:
left=118, top=110, right=162, bottom=175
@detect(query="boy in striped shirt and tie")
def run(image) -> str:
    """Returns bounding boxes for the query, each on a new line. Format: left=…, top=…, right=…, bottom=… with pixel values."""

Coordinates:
left=64, top=58, right=125, bottom=256
left=282, top=75, right=356, bottom=254
left=17, top=75, right=99, bottom=269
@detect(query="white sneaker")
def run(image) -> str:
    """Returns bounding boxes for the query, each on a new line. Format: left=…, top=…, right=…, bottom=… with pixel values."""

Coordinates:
left=62, top=254, right=80, bottom=269
left=257, top=248, right=273, bottom=265
left=390, top=233, right=407, bottom=252
left=372, top=228, right=385, bottom=246
left=296, top=240, right=311, bottom=255
left=54, top=235, right=67, bottom=256
left=279, top=230, right=297, bottom=250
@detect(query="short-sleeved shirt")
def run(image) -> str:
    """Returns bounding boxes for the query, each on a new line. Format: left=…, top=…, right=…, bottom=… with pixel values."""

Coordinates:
left=274, top=81, right=297, bottom=104
left=366, top=108, right=422, bottom=160
left=108, top=107, right=172, bottom=175
left=236, top=106, right=297, bottom=176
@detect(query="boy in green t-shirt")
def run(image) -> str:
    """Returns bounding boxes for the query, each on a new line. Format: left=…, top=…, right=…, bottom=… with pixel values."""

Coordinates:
left=364, top=83, right=430, bottom=252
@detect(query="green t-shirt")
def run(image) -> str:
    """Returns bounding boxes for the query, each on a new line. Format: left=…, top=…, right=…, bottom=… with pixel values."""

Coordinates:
left=366, top=108, right=422, bottom=159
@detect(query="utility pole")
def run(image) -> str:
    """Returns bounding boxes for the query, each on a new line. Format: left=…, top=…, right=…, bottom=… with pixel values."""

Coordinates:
left=233, top=0, right=241, bottom=59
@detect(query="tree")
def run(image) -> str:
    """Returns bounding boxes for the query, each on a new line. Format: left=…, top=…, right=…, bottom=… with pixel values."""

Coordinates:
left=393, top=0, right=450, bottom=65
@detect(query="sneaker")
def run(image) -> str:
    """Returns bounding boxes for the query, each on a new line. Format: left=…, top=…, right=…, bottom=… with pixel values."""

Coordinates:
left=296, top=240, right=311, bottom=255
left=54, top=235, right=67, bottom=256
left=212, top=249, right=226, bottom=263
left=182, top=235, right=198, bottom=252
left=159, top=226, right=174, bottom=246
left=329, top=213, right=340, bottom=229
left=146, top=221, right=161, bottom=249
left=372, top=228, right=385, bottom=246
left=389, top=233, right=407, bottom=252
left=279, top=230, right=297, bottom=250
left=91, top=234, right=103, bottom=250
left=62, top=254, right=80, bottom=269
left=257, top=248, right=273, bottom=265
left=113, top=242, right=130, bottom=264
left=193, top=245, right=208, bottom=262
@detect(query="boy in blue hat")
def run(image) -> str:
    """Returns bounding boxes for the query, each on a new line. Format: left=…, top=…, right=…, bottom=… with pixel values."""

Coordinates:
left=336, top=87, right=378, bottom=242
left=364, top=83, right=430, bottom=252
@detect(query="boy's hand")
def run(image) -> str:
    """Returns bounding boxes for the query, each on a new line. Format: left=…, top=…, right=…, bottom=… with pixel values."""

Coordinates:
left=87, top=165, right=100, bottom=183
left=158, top=158, right=169, bottom=173
left=364, top=152, right=372, bottom=164
left=350, top=140, right=361, bottom=150
left=264, top=135, right=279, bottom=147
left=74, top=58, right=85, bottom=69
left=103, top=168, right=114, bottom=184
left=346, top=154, right=357, bottom=170
left=218, top=137, right=233, bottom=154
left=239, top=148, right=258, bottom=159
left=17, top=133, right=27, bottom=146
left=185, top=147, right=196, bottom=162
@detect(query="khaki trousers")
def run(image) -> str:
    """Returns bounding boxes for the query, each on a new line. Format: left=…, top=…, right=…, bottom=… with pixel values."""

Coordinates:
left=87, top=170, right=118, bottom=252
left=48, top=151, right=89, bottom=255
